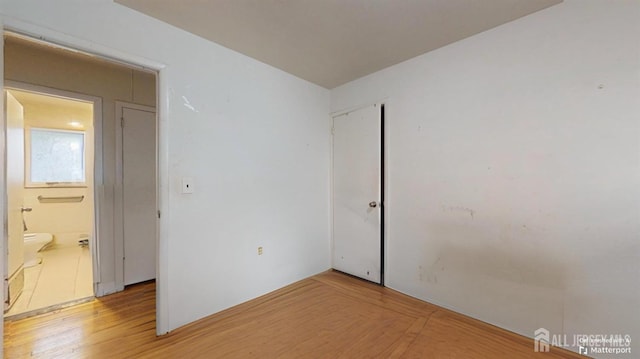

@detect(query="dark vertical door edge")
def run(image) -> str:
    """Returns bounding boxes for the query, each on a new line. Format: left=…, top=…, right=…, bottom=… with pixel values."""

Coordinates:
left=380, top=104, right=385, bottom=286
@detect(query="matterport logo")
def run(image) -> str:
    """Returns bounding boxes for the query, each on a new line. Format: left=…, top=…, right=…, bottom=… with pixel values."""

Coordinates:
left=534, top=328, right=632, bottom=355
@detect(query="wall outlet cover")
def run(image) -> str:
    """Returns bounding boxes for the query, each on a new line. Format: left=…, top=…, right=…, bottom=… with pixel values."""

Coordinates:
left=181, top=177, right=194, bottom=194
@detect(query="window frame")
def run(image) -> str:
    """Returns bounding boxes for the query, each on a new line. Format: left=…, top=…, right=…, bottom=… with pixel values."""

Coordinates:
left=25, top=126, right=88, bottom=188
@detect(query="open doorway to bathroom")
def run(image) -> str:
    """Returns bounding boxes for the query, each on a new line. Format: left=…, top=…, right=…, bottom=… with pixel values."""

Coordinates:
left=4, top=87, right=97, bottom=318
left=3, top=33, right=158, bottom=320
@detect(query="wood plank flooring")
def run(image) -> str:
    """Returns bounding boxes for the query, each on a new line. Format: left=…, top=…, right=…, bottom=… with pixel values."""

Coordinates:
left=4, top=270, right=582, bottom=358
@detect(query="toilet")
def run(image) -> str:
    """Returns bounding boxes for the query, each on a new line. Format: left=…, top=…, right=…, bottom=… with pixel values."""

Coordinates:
left=23, top=233, right=53, bottom=268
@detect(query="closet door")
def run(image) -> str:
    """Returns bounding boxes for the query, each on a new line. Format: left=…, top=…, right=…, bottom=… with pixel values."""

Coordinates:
left=332, top=104, right=382, bottom=283
left=121, top=104, right=157, bottom=285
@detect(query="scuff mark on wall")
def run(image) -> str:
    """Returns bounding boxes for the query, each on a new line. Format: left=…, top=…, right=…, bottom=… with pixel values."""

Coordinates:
left=441, top=205, right=475, bottom=219
left=419, top=232, right=566, bottom=290
left=418, top=264, right=439, bottom=284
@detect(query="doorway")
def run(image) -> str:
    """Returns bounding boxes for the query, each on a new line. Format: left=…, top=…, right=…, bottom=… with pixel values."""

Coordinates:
left=331, top=103, right=385, bottom=284
left=3, top=33, right=158, bottom=318
left=4, top=87, right=98, bottom=317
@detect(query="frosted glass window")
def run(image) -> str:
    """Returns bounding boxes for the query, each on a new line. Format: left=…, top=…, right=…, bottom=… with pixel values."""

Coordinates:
left=29, top=128, right=85, bottom=184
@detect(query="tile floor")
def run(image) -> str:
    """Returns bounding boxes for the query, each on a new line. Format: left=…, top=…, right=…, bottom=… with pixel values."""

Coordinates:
left=5, top=244, right=94, bottom=317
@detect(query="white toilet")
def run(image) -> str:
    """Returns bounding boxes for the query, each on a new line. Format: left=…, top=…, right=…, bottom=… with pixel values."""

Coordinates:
left=24, top=233, right=53, bottom=268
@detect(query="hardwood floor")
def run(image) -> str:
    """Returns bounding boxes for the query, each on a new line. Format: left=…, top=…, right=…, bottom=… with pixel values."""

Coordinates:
left=4, top=270, right=582, bottom=358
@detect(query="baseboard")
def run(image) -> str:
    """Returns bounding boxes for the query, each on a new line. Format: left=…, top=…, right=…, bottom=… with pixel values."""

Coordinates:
left=95, top=281, right=123, bottom=297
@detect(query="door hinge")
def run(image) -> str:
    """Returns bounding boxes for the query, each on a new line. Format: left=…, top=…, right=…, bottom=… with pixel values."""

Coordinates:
left=158, top=210, right=161, bottom=219
left=331, top=126, right=335, bottom=135
left=121, top=117, right=125, bottom=127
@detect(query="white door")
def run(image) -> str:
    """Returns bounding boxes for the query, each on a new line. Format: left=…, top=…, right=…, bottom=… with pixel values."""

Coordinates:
left=121, top=105, right=157, bottom=285
left=4, top=91, right=25, bottom=308
left=332, top=104, right=382, bottom=283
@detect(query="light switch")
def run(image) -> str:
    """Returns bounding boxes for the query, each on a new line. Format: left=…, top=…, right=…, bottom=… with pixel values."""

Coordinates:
left=181, top=177, right=194, bottom=194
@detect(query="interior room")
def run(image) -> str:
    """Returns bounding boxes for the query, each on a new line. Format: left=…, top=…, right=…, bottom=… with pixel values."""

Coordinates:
left=1, top=0, right=638, bottom=358
left=4, top=89, right=95, bottom=318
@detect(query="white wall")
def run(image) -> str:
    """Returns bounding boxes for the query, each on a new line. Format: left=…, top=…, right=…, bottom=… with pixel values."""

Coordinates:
left=332, top=0, right=639, bottom=356
left=0, top=0, right=331, bottom=333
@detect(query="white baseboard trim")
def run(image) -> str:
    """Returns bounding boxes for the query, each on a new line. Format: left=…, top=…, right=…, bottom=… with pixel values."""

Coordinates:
left=95, top=281, right=123, bottom=297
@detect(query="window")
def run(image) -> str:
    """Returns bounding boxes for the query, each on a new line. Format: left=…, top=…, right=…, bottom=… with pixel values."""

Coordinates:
left=27, top=128, right=86, bottom=187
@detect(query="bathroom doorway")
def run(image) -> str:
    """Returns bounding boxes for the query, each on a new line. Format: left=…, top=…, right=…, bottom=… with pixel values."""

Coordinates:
left=2, top=33, right=158, bottom=320
left=3, top=86, right=98, bottom=318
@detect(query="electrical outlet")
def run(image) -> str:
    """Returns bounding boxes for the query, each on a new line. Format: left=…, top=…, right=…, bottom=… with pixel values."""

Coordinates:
left=181, top=177, right=194, bottom=194
left=258, top=246, right=263, bottom=255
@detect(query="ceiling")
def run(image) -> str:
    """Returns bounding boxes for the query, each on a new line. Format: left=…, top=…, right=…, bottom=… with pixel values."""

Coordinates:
left=9, top=89, right=92, bottom=113
left=115, top=0, right=561, bottom=89
left=8, top=89, right=93, bottom=129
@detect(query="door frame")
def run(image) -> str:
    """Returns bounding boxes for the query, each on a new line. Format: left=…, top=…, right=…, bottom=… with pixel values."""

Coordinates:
left=114, top=101, right=156, bottom=290
left=4, top=81, right=103, bottom=296
left=329, top=102, right=388, bottom=285
left=0, top=20, right=170, bottom=336
left=4, top=89, right=25, bottom=310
